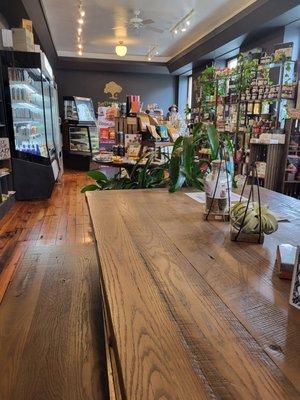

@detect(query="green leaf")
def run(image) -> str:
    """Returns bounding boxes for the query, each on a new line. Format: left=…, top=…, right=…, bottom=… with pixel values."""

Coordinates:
left=81, top=184, right=100, bottom=193
left=207, top=124, right=219, bottom=160
left=87, top=170, right=108, bottom=182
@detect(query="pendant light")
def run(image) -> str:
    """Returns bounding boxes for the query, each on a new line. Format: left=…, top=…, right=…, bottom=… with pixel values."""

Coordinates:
left=115, top=41, right=127, bottom=57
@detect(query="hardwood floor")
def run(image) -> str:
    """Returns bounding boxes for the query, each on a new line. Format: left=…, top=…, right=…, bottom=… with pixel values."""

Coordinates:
left=0, top=171, right=109, bottom=400
left=0, top=244, right=109, bottom=400
left=0, top=171, right=93, bottom=302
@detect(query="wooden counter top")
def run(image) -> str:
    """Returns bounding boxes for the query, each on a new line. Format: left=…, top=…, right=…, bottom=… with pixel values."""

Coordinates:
left=86, top=188, right=300, bottom=400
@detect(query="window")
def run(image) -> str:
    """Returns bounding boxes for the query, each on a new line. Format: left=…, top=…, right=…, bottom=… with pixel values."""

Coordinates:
left=187, top=75, right=193, bottom=109
left=227, top=57, right=238, bottom=70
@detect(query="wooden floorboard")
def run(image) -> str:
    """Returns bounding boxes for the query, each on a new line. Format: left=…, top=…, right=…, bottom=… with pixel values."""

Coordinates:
left=0, top=171, right=94, bottom=302
left=0, top=243, right=109, bottom=400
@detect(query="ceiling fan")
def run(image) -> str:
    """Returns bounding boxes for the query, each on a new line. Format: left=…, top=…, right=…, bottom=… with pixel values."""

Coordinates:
left=113, top=10, right=164, bottom=34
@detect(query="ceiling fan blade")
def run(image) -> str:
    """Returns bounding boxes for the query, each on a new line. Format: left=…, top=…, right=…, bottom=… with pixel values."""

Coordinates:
left=146, top=26, right=164, bottom=33
left=142, top=19, right=154, bottom=25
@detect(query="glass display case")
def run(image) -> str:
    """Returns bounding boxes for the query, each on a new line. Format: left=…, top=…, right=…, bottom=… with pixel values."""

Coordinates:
left=0, top=50, right=62, bottom=200
left=8, top=67, right=48, bottom=157
left=62, top=96, right=99, bottom=170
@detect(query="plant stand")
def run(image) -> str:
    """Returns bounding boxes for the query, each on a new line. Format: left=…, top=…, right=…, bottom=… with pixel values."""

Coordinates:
left=230, top=227, right=264, bottom=244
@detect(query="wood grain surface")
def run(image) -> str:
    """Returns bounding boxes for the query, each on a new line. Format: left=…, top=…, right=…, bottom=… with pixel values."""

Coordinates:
left=0, top=171, right=94, bottom=302
left=0, top=244, right=109, bottom=400
left=87, top=187, right=300, bottom=400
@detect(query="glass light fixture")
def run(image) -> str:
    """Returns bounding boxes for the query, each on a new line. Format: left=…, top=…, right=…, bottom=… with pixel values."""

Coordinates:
left=174, top=29, right=178, bottom=35
left=115, top=41, right=127, bottom=57
left=78, top=50, right=83, bottom=56
left=78, top=17, right=84, bottom=24
left=78, top=43, right=83, bottom=49
left=181, top=27, right=186, bottom=32
left=78, top=27, right=82, bottom=34
left=80, top=9, right=85, bottom=17
left=186, top=20, right=190, bottom=26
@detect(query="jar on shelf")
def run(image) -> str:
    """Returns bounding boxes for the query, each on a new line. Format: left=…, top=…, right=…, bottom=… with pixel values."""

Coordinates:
left=204, top=160, right=232, bottom=214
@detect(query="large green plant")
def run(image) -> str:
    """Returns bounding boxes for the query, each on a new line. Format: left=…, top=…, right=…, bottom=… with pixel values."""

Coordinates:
left=81, top=152, right=169, bottom=193
left=81, top=124, right=222, bottom=194
left=168, top=123, right=222, bottom=192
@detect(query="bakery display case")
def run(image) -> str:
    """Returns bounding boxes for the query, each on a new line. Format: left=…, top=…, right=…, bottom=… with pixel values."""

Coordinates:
left=62, top=96, right=99, bottom=170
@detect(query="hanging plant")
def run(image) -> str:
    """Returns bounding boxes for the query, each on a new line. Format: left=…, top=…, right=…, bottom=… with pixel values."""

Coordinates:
left=236, top=53, right=258, bottom=94
left=195, top=65, right=216, bottom=104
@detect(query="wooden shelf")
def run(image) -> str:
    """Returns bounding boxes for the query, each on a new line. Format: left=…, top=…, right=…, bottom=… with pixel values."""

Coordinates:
left=0, top=172, right=10, bottom=179
left=141, top=140, right=174, bottom=147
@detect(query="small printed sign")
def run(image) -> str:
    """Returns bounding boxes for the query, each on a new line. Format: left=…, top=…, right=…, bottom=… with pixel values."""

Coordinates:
left=0, top=138, right=10, bottom=160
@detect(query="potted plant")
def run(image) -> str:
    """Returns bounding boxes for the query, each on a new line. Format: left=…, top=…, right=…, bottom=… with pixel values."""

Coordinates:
left=230, top=200, right=278, bottom=244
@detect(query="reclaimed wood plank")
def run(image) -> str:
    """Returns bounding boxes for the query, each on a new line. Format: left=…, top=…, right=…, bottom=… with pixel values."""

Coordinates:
left=87, top=192, right=214, bottom=400
left=87, top=188, right=300, bottom=399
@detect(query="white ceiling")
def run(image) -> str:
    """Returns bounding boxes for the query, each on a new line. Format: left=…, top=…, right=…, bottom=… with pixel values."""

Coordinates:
left=41, top=0, right=257, bottom=62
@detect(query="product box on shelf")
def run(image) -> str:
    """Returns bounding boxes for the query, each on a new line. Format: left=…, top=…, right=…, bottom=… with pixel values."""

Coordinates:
left=12, top=28, right=34, bottom=52
left=0, top=29, right=13, bottom=48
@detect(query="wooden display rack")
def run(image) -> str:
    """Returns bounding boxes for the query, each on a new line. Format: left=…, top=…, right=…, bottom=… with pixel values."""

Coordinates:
left=114, top=115, right=174, bottom=160
left=248, top=142, right=284, bottom=191
left=115, top=116, right=139, bottom=135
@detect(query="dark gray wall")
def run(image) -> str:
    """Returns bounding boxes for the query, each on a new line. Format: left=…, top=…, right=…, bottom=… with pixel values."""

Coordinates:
left=240, top=27, right=284, bottom=54
left=55, top=69, right=177, bottom=117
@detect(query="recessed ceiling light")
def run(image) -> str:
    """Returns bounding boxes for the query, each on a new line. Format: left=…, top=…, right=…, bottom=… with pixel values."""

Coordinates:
left=78, top=18, right=84, bottom=24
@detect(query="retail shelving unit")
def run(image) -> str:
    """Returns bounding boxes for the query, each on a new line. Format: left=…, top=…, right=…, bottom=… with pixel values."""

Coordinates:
left=279, top=118, right=300, bottom=198
left=193, top=57, right=297, bottom=175
left=0, top=57, right=15, bottom=220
